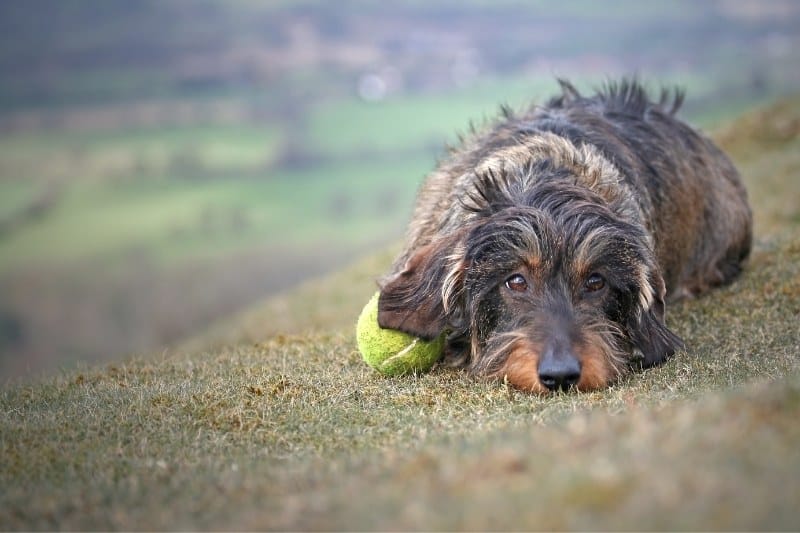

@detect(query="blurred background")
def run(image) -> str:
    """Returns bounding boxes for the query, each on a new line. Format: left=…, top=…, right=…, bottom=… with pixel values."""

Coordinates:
left=0, top=0, right=798, bottom=379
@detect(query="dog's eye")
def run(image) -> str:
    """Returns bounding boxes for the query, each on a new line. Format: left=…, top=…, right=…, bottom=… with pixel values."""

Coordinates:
left=583, top=273, right=606, bottom=293
left=505, top=274, right=529, bottom=293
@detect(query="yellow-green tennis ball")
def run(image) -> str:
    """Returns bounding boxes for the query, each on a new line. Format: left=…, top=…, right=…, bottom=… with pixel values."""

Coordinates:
left=356, top=292, right=445, bottom=376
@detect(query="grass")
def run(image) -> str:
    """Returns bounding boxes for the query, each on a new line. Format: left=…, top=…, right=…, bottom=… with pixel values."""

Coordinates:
left=2, top=96, right=800, bottom=530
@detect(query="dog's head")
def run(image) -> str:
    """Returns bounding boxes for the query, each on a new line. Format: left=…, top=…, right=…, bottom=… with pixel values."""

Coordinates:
left=378, top=175, right=683, bottom=393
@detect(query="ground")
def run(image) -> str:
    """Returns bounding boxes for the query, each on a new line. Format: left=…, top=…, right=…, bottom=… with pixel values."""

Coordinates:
left=1, top=98, right=799, bottom=530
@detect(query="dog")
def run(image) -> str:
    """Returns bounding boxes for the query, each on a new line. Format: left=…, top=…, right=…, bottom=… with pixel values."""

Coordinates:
left=377, top=79, right=752, bottom=393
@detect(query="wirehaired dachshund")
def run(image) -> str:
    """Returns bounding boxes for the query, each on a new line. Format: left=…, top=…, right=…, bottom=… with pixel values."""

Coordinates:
left=378, top=79, right=752, bottom=393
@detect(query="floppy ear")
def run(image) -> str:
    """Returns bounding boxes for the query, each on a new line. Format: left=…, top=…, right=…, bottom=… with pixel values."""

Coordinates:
left=628, top=271, right=684, bottom=368
left=378, top=239, right=462, bottom=340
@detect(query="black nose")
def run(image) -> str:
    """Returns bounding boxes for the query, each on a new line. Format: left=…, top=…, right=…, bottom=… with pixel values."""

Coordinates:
left=538, top=347, right=581, bottom=392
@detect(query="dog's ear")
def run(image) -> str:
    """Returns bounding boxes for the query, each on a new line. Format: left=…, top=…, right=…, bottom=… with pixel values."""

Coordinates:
left=378, top=239, right=463, bottom=340
left=628, top=271, right=684, bottom=368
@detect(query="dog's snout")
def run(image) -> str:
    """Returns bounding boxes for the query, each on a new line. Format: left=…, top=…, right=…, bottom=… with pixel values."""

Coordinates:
left=538, top=344, right=581, bottom=392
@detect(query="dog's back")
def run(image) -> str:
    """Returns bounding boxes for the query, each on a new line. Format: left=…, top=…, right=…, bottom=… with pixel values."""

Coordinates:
left=396, top=79, right=752, bottom=299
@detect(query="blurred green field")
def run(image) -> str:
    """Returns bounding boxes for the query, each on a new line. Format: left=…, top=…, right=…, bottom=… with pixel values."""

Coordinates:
left=0, top=159, right=424, bottom=272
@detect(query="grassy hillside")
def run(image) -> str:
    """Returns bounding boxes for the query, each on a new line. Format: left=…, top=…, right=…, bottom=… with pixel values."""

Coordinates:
left=1, top=98, right=799, bottom=530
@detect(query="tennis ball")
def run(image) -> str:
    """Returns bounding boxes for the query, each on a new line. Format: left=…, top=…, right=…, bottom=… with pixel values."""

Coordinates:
left=356, top=291, right=445, bottom=376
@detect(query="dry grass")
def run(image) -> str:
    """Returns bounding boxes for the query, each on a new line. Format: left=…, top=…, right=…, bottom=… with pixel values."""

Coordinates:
left=1, top=97, right=799, bottom=530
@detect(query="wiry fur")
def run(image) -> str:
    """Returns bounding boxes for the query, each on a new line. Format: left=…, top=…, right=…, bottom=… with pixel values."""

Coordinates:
left=377, top=79, right=752, bottom=393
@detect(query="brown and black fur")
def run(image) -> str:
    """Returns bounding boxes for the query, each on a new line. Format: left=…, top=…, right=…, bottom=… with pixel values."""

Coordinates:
left=378, top=79, right=752, bottom=393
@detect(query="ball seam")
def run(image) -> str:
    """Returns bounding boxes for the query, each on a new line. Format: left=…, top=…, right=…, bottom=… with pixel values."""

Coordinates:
left=379, top=338, right=420, bottom=371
